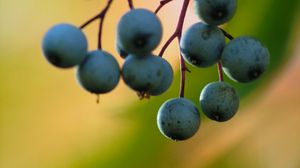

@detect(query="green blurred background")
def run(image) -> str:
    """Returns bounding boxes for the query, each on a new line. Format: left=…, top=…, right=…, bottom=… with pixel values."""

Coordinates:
left=1, top=0, right=300, bottom=168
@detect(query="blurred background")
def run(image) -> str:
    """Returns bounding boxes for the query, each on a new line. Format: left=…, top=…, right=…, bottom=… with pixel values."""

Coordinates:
left=1, top=0, right=300, bottom=167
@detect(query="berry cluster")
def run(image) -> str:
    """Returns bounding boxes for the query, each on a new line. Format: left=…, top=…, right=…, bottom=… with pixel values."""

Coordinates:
left=41, top=0, right=270, bottom=141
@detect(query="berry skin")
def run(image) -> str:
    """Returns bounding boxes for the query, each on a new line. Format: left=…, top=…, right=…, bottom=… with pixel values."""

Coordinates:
left=200, top=81, right=239, bottom=122
left=194, top=0, right=237, bottom=26
left=221, top=36, right=270, bottom=83
left=77, top=50, right=120, bottom=94
left=116, top=43, right=129, bottom=59
left=149, top=58, right=173, bottom=96
left=117, top=8, right=163, bottom=56
left=122, top=54, right=164, bottom=92
left=42, top=23, right=88, bottom=68
left=157, top=98, right=201, bottom=141
left=180, top=22, right=225, bottom=67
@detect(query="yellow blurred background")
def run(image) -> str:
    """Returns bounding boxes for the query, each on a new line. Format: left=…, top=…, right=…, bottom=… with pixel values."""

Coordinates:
left=1, top=0, right=300, bottom=168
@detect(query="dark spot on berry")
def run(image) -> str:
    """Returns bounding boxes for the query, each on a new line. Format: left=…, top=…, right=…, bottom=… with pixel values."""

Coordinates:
left=167, top=123, right=171, bottom=126
left=162, top=121, right=165, bottom=125
left=47, top=51, right=61, bottom=66
left=211, top=6, right=228, bottom=20
left=213, top=114, right=220, bottom=121
left=118, top=46, right=128, bottom=58
left=188, top=120, right=191, bottom=123
left=248, top=66, right=262, bottom=80
left=133, top=33, right=152, bottom=48
left=177, top=121, right=181, bottom=124
left=169, top=133, right=186, bottom=141
left=201, top=30, right=210, bottom=40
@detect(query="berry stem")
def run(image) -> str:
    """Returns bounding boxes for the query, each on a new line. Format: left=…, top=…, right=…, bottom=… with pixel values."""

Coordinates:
left=128, top=0, right=134, bottom=9
left=79, top=0, right=113, bottom=49
left=97, top=0, right=113, bottom=50
left=158, top=0, right=190, bottom=97
left=79, top=0, right=113, bottom=29
left=158, top=33, right=177, bottom=57
left=219, top=28, right=234, bottom=40
left=155, top=0, right=174, bottom=14
left=177, top=0, right=190, bottom=98
left=217, top=61, right=224, bottom=82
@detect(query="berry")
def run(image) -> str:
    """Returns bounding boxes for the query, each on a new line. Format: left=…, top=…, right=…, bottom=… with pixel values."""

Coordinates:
left=194, top=0, right=237, bottom=25
left=221, top=36, right=270, bottom=83
left=42, top=23, right=88, bottom=68
left=77, top=50, right=120, bottom=94
left=200, top=81, right=239, bottom=122
left=122, top=54, right=164, bottom=92
left=157, top=98, right=201, bottom=141
left=149, top=58, right=173, bottom=96
left=117, top=8, right=163, bottom=56
left=180, top=22, right=225, bottom=67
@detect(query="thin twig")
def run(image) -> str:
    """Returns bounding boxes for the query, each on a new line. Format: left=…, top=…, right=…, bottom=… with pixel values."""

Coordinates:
left=217, top=61, right=224, bottom=82
left=219, top=28, right=234, bottom=40
left=128, top=0, right=134, bottom=9
left=79, top=0, right=113, bottom=29
left=157, top=0, right=190, bottom=97
left=155, top=0, right=174, bottom=14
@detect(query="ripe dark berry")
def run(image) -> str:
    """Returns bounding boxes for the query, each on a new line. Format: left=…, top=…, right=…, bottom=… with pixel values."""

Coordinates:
left=157, top=98, right=201, bottom=141
left=117, top=8, right=163, bottom=56
left=221, top=36, right=270, bottom=83
left=122, top=54, right=164, bottom=92
left=180, top=22, right=225, bottom=67
left=77, top=50, right=120, bottom=94
left=42, top=23, right=88, bottom=68
left=194, top=0, right=237, bottom=25
left=200, top=81, right=239, bottom=122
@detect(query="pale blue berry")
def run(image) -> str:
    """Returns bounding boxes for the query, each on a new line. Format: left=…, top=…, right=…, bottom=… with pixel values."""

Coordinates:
left=122, top=54, right=164, bottom=92
left=200, top=81, right=239, bottom=122
left=180, top=22, right=225, bottom=67
left=221, top=36, right=270, bottom=83
left=157, top=98, right=201, bottom=141
left=194, top=0, right=237, bottom=25
left=117, top=8, right=162, bottom=56
left=77, top=50, right=120, bottom=94
left=42, top=23, right=88, bottom=68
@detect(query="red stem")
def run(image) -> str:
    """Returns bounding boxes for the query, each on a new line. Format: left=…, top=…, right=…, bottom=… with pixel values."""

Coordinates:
left=177, top=0, right=190, bottom=98
left=158, top=0, right=190, bottom=97
left=128, top=0, right=134, bottom=9
left=217, top=61, right=224, bottom=82
left=155, top=0, right=174, bottom=14
left=79, top=0, right=113, bottom=50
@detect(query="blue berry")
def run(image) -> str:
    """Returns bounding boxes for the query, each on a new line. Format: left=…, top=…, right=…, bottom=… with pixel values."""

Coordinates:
left=221, top=36, right=270, bottom=83
left=122, top=54, right=164, bottom=92
left=42, top=23, right=88, bottom=68
left=117, top=8, right=162, bottom=56
left=149, top=58, right=173, bottom=96
left=194, top=0, right=237, bottom=25
left=200, top=81, right=239, bottom=122
left=180, top=22, right=225, bottom=67
left=77, top=50, right=120, bottom=94
left=157, top=98, right=201, bottom=141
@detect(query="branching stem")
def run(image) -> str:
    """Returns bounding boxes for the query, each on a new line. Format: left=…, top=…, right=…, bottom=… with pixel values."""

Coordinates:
left=79, top=0, right=114, bottom=50
left=155, top=0, right=174, bottom=14
left=158, top=0, right=190, bottom=97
